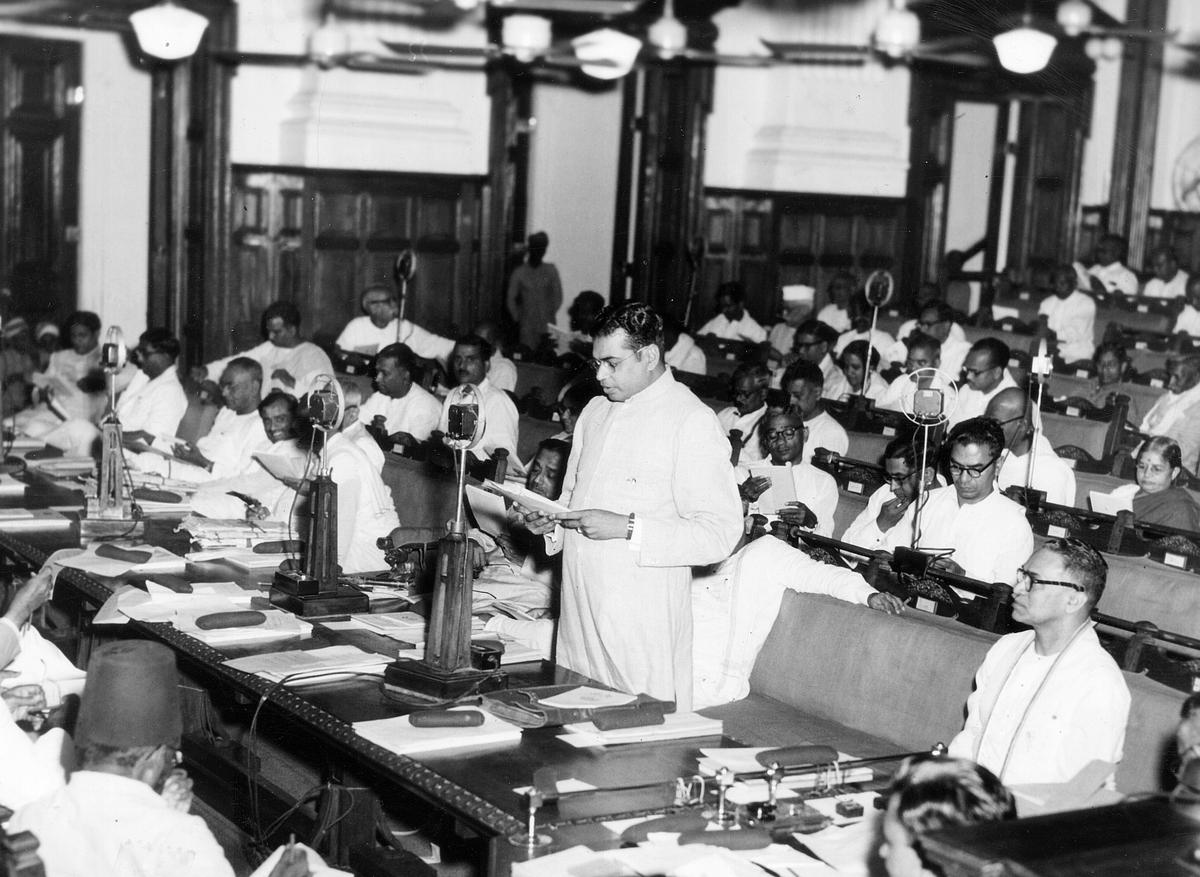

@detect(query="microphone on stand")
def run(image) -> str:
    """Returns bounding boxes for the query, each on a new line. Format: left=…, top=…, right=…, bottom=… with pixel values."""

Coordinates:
left=393, top=249, right=417, bottom=339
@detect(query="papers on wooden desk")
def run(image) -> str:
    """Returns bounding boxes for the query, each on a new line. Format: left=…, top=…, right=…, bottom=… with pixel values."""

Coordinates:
left=178, top=516, right=294, bottom=549
left=353, top=706, right=522, bottom=755
left=513, top=841, right=836, bottom=877
left=223, top=645, right=391, bottom=685
left=560, top=712, right=723, bottom=748
left=745, top=462, right=798, bottom=515
left=356, top=611, right=426, bottom=646
left=58, top=543, right=188, bottom=577
left=1088, top=490, right=1132, bottom=516
left=185, top=548, right=290, bottom=571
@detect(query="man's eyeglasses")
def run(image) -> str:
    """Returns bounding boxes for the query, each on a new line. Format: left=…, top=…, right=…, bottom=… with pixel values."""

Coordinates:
left=764, top=427, right=801, bottom=442
left=885, top=470, right=915, bottom=485
left=963, top=365, right=996, bottom=378
left=1015, top=567, right=1086, bottom=593
left=586, top=348, right=641, bottom=375
left=993, top=414, right=1025, bottom=428
left=948, top=457, right=997, bottom=479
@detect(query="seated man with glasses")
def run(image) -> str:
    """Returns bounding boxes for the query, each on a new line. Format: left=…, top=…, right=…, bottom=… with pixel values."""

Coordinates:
left=948, top=537, right=1130, bottom=791
left=949, top=338, right=1017, bottom=427
left=986, top=387, right=1076, bottom=507
left=884, top=417, right=1033, bottom=586
left=717, top=362, right=771, bottom=463
left=777, top=319, right=849, bottom=401
left=877, top=334, right=954, bottom=416
left=914, top=302, right=971, bottom=382
left=739, top=408, right=838, bottom=537
left=842, top=434, right=940, bottom=551
left=780, top=360, right=848, bottom=464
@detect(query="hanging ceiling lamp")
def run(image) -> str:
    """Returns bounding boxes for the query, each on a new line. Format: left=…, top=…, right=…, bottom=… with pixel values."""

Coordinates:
left=873, top=0, right=920, bottom=59
left=993, top=15, right=1057, bottom=74
left=647, top=0, right=688, bottom=60
left=129, top=0, right=209, bottom=61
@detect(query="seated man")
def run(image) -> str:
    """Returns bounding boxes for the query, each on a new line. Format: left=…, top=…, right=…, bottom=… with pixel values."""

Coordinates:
left=552, top=290, right=605, bottom=358
left=779, top=319, right=850, bottom=401
left=842, top=435, right=939, bottom=551
left=880, top=755, right=1016, bottom=877
left=767, top=284, right=813, bottom=364
left=663, top=317, right=706, bottom=375
left=474, top=321, right=517, bottom=392
left=1075, top=233, right=1138, bottom=297
left=717, top=362, right=770, bottom=464
left=17, top=311, right=104, bottom=446
left=473, top=438, right=571, bottom=656
left=335, top=283, right=455, bottom=364
left=353, top=343, right=441, bottom=453
left=439, top=334, right=521, bottom=471
left=987, top=387, right=1076, bottom=507
left=885, top=292, right=967, bottom=366
left=1143, top=246, right=1189, bottom=299
left=815, top=271, right=855, bottom=333
left=200, top=301, right=333, bottom=398
left=884, top=417, right=1033, bottom=586
left=1140, top=355, right=1200, bottom=473
left=948, top=538, right=1131, bottom=787
left=780, top=360, right=848, bottom=463
left=877, top=334, right=952, bottom=415
left=1174, top=275, right=1200, bottom=337
left=915, top=302, right=971, bottom=380
left=698, top=280, right=767, bottom=343
left=950, top=338, right=1017, bottom=426
left=11, top=640, right=315, bottom=877
left=1039, top=263, right=1096, bottom=364
left=692, top=533, right=903, bottom=708
left=131, top=357, right=271, bottom=483
left=739, top=408, right=838, bottom=537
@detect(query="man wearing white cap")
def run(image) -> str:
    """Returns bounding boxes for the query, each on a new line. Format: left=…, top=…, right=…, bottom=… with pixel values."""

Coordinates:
left=768, top=285, right=814, bottom=364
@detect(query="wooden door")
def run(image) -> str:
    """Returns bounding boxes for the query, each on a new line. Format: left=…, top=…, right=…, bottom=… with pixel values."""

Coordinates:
left=0, top=36, right=80, bottom=323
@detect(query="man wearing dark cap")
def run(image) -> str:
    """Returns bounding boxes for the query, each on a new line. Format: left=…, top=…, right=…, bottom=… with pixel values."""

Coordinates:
left=11, top=640, right=311, bottom=877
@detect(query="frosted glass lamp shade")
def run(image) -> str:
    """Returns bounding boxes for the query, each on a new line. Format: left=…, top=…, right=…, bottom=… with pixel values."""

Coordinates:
left=130, top=1, right=209, bottom=61
left=993, top=26, right=1057, bottom=74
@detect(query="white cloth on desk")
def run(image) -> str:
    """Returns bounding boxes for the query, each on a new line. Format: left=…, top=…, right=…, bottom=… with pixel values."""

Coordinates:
left=997, top=433, right=1076, bottom=507
left=697, top=313, right=767, bottom=344
left=717, top=404, right=768, bottom=463
left=1039, top=290, right=1096, bottom=363
left=336, top=316, right=455, bottom=364
left=949, top=371, right=1018, bottom=427
left=1086, top=261, right=1138, bottom=296
left=803, top=409, right=848, bottom=464
left=324, top=433, right=400, bottom=573
left=11, top=770, right=234, bottom=877
left=742, top=460, right=838, bottom=538
left=134, top=407, right=271, bottom=483
left=816, top=304, right=850, bottom=333
left=550, top=369, right=742, bottom=710
left=1140, top=382, right=1200, bottom=473
left=665, top=333, right=706, bottom=375
left=489, top=351, right=518, bottom=393
left=948, top=626, right=1130, bottom=786
left=883, top=486, right=1033, bottom=585
left=1143, top=269, right=1189, bottom=299
left=204, top=341, right=333, bottom=399
left=357, top=384, right=441, bottom=442
left=691, top=536, right=875, bottom=708
left=1175, top=305, right=1200, bottom=337
left=438, top=378, right=521, bottom=474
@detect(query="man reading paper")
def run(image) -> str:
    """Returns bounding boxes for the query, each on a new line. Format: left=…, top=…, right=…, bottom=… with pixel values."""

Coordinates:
left=525, top=303, right=743, bottom=710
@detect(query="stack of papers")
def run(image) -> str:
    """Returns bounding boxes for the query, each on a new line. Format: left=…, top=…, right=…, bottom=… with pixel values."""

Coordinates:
left=354, top=706, right=522, bottom=755
left=58, top=543, right=188, bottom=577
left=560, top=712, right=723, bottom=748
left=481, top=480, right=569, bottom=516
left=357, top=611, right=427, bottom=646
left=186, top=548, right=291, bottom=571
left=178, top=516, right=294, bottom=550
left=224, top=645, right=391, bottom=684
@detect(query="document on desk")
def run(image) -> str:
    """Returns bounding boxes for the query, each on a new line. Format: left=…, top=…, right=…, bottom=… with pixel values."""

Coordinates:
left=1088, top=490, right=1132, bottom=515
left=58, top=543, right=189, bottom=577
left=224, top=645, right=391, bottom=684
left=560, top=712, right=723, bottom=748
left=353, top=706, right=522, bottom=755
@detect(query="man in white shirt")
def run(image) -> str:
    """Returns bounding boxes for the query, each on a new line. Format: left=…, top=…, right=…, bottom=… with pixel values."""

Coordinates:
left=663, top=318, right=707, bottom=375
left=916, top=302, right=971, bottom=380
left=717, top=362, right=771, bottom=463
left=951, top=339, right=1017, bottom=427
left=1175, top=276, right=1200, bottom=337
left=201, top=301, right=333, bottom=398
left=885, top=417, right=1033, bottom=586
left=740, top=408, right=839, bottom=537
left=987, top=388, right=1076, bottom=507
left=1140, top=355, right=1200, bottom=473
left=118, top=328, right=190, bottom=449
left=335, top=284, right=456, bottom=368
left=842, top=435, right=939, bottom=550
left=949, top=538, right=1130, bottom=787
left=132, top=357, right=271, bottom=482
left=779, top=359, right=848, bottom=463
left=354, top=343, right=441, bottom=452
left=815, top=271, right=854, bottom=333
left=439, top=334, right=521, bottom=471
left=877, top=335, right=953, bottom=416
left=786, top=319, right=850, bottom=400
left=698, top=281, right=767, bottom=343
left=1039, top=264, right=1096, bottom=364
left=767, top=284, right=814, bottom=364
left=1143, top=247, right=1189, bottom=299
left=474, top=321, right=518, bottom=392
left=1077, top=234, right=1138, bottom=297
left=691, top=534, right=903, bottom=708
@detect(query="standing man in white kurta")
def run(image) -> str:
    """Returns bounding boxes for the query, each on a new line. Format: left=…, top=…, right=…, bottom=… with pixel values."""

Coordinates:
left=529, top=303, right=743, bottom=709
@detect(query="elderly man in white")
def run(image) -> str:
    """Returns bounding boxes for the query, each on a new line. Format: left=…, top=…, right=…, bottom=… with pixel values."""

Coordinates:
left=1140, top=356, right=1200, bottom=473
left=987, top=388, right=1076, bottom=507
left=1039, top=264, right=1097, bottom=365
left=335, top=283, right=455, bottom=364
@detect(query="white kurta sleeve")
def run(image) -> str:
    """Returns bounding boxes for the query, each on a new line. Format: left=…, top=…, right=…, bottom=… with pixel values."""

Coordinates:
left=636, top=407, right=743, bottom=568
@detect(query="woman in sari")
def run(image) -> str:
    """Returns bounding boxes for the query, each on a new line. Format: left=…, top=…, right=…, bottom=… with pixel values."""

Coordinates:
left=1116, top=437, right=1200, bottom=532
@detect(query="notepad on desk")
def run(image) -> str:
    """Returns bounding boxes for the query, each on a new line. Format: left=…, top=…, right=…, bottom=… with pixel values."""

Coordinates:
left=224, top=645, right=389, bottom=684
left=1088, top=490, right=1132, bottom=516
left=354, top=706, right=522, bottom=755
left=560, top=712, right=723, bottom=748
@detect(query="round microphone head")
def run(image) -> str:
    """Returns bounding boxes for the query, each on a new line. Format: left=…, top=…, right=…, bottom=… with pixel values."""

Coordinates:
left=864, top=270, right=894, bottom=308
left=394, top=249, right=416, bottom=283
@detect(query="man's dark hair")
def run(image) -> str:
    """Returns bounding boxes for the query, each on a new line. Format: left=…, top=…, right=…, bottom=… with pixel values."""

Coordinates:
left=454, top=334, right=494, bottom=362
left=65, top=310, right=101, bottom=335
left=716, top=280, right=745, bottom=303
left=780, top=358, right=824, bottom=390
left=1044, top=536, right=1108, bottom=609
left=921, top=301, right=956, bottom=324
left=262, top=300, right=301, bottom=330
left=537, top=437, right=571, bottom=459
left=731, top=361, right=771, bottom=389
left=794, top=319, right=839, bottom=347
left=840, top=339, right=881, bottom=372
left=946, top=416, right=1005, bottom=459
left=138, top=328, right=180, bottom=361
left=884, top=433, right=936, bottom=470
left=224, top=356, right=263, bottom=384
left=888, top=755, right=1015, bottom=854
left=360, top=284, right=397, bottom=305
left=592, top=302, right=664, bottom=350
left=559, top=377, right=602, bottom=416
left=906, top=332, right=942, bottom=356
left=970, top=337, right=1010, bottom=371
left=1092, top=341, right=1129, bottom=366
left=374, top=342, right=417, bottom=374
left=1182, top=692, right=1200, bottom=719
left=258, top=390, right=299, bottom=417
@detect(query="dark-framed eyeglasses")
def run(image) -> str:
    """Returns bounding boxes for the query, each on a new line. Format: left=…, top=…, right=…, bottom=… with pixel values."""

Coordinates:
left=1015, top=567, right=1086, bottom=593
left=948, top=457, right=998, bottom=479
left=586, top=348, right=641, bottom=375
left=963, top=365, right=997, bottom=378
left=764, top=427, right=801, bottom=442
left=885, top=470, right=916, bottom=485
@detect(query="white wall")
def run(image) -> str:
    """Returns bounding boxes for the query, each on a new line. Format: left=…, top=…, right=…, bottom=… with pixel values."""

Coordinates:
left=945, top=102, right=999, bottom=265
left=0, top=23, right=151, bottom=338
left=1151, top=0, right=1200, bottom=210
left=1078, top=0, right=1127, bottom=206
left=526, top=81, right=623, bottom=327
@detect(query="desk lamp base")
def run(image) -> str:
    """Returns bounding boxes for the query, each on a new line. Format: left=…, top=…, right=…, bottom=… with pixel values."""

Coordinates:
left=383, top=659, right=506, bottom=701
left=270, top=570, right=369, bottom=617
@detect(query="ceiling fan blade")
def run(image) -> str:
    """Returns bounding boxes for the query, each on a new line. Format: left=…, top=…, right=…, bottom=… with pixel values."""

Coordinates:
left=489, top=0, right=638, bottom=14
left=909, top=48, right=993, bottom=69
left=210, top=51, right=317, bottom=67
left=340, top=53, right=430, bottom=75
left=761, top=39, right=873, bottom=61
left=380, top=39, right=495, bottom=61
left=0, top=0, right=70, bottom=16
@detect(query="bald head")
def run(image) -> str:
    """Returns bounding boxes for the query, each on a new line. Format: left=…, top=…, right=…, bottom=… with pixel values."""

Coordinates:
left=985, top=388, right=1031, bottom=450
